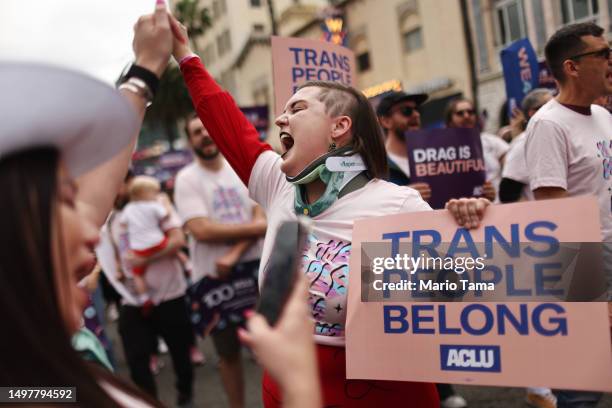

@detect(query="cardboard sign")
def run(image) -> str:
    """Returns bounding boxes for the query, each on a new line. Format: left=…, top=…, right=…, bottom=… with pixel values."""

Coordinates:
left=271, top=36, right=356, bottom=116
left=405, top=128, right=486, bottom=209
left=501, top=38, right=540, bottom=116
left=346, top=196, right=612, bottom=392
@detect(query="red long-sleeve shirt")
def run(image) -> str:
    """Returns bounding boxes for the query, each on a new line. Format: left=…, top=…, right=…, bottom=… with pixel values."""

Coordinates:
left=180, top=57, right=272, bottom=186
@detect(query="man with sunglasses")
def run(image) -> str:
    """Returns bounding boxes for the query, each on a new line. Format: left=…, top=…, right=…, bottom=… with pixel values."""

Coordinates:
left=376, top=91, right=432, bottom=201
left=525, top=22, right=611, bottom=408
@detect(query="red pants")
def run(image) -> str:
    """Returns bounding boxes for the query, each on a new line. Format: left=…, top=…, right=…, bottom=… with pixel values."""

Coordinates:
left=262, top=344, right=438, bottom=408
left=132, top=236, right=169, bottom=276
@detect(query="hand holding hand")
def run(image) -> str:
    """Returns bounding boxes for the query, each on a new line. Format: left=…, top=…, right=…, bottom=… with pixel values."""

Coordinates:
left=445, top=197, right=490, bottom=229
left=132, top=0, right=174, bottom=77
left=168, top=13, right=193, bottom=62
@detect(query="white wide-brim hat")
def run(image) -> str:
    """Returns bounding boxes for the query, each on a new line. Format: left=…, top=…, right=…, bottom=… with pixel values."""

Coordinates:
left=0, top=62, right=139, bottom=177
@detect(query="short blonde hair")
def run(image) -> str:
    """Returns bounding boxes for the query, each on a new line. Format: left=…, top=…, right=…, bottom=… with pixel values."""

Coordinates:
left=128, top=175, right=160, bottom=200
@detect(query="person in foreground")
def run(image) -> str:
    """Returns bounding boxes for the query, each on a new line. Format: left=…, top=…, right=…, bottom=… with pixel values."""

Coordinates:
left=166, top=14, right=489, bottom=407
left=0, top=2, right=177, bottom=406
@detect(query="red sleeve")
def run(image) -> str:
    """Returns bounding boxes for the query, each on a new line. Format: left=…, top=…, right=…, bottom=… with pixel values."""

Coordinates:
left=180, top=57, right=273, bottom=185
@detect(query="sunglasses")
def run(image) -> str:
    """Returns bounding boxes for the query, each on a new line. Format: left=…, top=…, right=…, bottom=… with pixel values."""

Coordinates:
left=393, top=106, right=419, bottom=117
left=453, top=109, right=476, bottom=117
left=568, top=47, right=611, bottom=61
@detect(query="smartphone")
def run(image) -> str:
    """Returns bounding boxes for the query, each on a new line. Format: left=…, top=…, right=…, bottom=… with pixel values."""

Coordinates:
left=256, top=218, right=310, bottom=326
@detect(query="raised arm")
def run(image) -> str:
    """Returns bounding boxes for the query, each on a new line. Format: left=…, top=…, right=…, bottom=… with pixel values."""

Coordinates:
left=169, top=16, right=272, bottom=186
left=77, top=1, right=174, bottom=227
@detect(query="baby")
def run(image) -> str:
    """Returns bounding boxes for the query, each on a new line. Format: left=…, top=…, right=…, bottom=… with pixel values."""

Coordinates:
left=120, top=176, right=170, bottom=310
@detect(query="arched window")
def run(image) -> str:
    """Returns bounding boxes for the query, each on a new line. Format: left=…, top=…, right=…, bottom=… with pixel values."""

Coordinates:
left=399, top=1, right=423, bottom=54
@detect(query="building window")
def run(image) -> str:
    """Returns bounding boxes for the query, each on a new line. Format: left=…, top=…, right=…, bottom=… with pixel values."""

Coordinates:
left=403, top=27, right=423, bottom=53
left=220, top=0, right=227, bottom=14
left=250, top=0, right=262, bottom=6
left=203, top=43, right=216, bottom=64
left=212, top=0, right=220, bottom=18
left=253, top=23, right=265, bottom=32
left=560, top=0, right=599, bottom=24
left=494, top=0, right=526, bottom=47
left=357, top=52, right=371, bottom=72
left=217, top=30, right=232, bottom=56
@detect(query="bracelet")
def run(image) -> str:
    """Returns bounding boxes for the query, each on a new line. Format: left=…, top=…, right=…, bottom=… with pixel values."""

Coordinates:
left=118, top=78, right=153, bottom=106
left=122, top=64, right=159, bottom=96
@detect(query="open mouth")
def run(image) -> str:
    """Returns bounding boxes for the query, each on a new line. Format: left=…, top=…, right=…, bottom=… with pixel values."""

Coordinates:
left=280, top=132, right=294, bottom=156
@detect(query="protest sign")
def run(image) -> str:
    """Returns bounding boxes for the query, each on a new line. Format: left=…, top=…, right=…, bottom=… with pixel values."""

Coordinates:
left=346, top=196, right=612, bottom=391
left=501, top=38, right=540, bottom=116
left=271, top=36, right=356, bottom=115
left=240, top=105, right=269, bottom=141
left=405, top=128, right=486, bottom=209
left=188, top=261, right=259, bottom=337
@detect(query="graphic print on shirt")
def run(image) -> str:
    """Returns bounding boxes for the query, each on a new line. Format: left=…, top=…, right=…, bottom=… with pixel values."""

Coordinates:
left=597, top=140, right=612, bottom=180
left=302, top=233, right=350, bottom=337
left=212, top=186, right=248, bottom=223
left=596, top=139, right=612, bottom=213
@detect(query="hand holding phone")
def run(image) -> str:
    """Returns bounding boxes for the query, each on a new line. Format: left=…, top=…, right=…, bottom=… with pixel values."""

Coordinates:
left=256, top=218, right=310, bottom=326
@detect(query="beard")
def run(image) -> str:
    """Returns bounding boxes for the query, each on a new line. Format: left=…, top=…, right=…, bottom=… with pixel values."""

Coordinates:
left=393, top=129, right=406, bottom=141
left=194, top=146, right=220, bottom=160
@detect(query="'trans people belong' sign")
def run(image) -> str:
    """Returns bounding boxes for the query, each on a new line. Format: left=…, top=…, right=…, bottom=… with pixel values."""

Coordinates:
left=271, top=36, right=356, bottom=116
left=346, top=196, right=612, bottom=392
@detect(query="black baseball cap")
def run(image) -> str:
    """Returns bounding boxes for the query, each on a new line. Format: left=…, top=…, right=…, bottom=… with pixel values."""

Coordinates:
left=376, top=91, right=428, bottom=117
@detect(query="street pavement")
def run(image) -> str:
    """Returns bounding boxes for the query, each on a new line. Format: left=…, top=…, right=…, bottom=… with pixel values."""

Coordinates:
left=106, top=320, right=611, bottom=408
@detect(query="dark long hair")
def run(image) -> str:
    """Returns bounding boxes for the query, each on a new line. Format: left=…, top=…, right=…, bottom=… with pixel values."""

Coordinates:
left=298, top=81, right=388, bottom=179
left=0, top=147, right=161, bottom=407
left=444, top=97, right=474, bottom=127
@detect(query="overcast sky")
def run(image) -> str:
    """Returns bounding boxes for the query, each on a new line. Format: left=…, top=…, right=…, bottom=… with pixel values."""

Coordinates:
left=0, top=0, right=167, bottom=84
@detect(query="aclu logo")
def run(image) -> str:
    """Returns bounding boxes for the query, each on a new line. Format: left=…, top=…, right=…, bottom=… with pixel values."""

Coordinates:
left=440, top=345, right=501, bottom=372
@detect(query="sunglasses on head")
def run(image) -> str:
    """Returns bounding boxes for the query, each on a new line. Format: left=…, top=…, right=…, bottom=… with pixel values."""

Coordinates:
left=454, top=109, right=476, bottom=117
left=569, top=47, right=611, bottom=61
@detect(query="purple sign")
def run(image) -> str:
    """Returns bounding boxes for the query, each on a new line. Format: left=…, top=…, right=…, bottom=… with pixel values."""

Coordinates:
left=240, top=105, right=269, bottom=141
left=405, top=128, right=486, bottom=209
left=188, top=260, right=259, bottom=337
left=537, top=60, right=558, bottom=91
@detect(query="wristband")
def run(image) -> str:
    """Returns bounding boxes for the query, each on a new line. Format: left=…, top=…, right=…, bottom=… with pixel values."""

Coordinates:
left=178, top=54, right=200, bottom=66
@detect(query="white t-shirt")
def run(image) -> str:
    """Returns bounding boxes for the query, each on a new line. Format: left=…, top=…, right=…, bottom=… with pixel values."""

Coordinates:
left=174, top=160, right=263, bottom=281
left=387, top=150, right=410, bottom=178
left=481, top=132, right=510, bottom=201
left=525, top=99, right=612, bottom=242
left=501, top=132, right=534, bottom=201
left=249, top=150, right=432, bottom=346
left=119, top=201, right=167, bottom=250
left=96, top=206, right=187, bottom=306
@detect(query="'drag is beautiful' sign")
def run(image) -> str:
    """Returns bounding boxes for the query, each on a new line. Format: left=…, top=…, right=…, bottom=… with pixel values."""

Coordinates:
left=501, top=38, right=540, bottom=116
left=271, top=36, right=356, bottom=115
left=346, top=196, right=612, bottom=392
left=405, top=127, right=486, bottom=209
